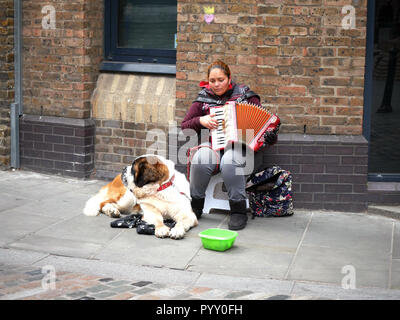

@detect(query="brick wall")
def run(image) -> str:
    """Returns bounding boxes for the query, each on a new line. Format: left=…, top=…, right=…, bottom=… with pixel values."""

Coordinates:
left=18, top=0, right=103, bottom=177
left=22, top=0, right=103, bottom=118
left=176, top=0, right=367, bottom=135
left=175, top=0, right=370, bottom=212
left=0, top=0, right=14, bottom=167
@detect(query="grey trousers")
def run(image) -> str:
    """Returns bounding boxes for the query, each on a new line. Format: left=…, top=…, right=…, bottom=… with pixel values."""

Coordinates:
left=189, top=142, right=264, bottom=201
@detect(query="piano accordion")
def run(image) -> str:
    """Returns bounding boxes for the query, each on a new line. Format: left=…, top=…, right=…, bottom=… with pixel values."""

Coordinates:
left=210, top=101, right=280, bottom=152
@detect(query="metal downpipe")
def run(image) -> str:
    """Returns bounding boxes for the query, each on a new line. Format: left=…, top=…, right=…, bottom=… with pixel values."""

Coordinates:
left=11, top=0, right=22, bottom=169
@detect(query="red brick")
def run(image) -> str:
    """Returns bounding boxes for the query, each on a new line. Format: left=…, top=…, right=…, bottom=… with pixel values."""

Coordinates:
left=278, top=86, right=307, bottom=96
left=22, top=0, right=103, bottom=119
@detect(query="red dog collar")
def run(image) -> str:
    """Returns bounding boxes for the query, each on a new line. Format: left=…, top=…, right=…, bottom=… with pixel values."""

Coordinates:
left=157, top=174, right=175, bottom=192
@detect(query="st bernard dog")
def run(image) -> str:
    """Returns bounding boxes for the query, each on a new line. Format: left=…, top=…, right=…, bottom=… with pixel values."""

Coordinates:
left=84, top=154, right=198, bottom=239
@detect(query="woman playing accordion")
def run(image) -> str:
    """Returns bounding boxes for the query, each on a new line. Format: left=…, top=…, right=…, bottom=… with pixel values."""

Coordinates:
left=181, top=60, right=279, bottom=231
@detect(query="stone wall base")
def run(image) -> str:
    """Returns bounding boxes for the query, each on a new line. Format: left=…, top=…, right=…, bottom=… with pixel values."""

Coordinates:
left=368, top=182, right=400, bottom=204
left=262, top=134, right=369, bottom=212
left=19, top=115, right=95, bottom=178
left=175, top=133, right=369, bottom=212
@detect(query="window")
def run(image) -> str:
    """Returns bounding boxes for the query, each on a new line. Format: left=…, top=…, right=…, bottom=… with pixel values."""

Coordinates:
left=104, top=0, right=177, bottom=65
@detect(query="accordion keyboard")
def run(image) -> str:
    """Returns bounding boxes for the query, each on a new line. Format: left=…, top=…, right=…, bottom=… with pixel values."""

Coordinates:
left=210, top=106, right=226, bottom=150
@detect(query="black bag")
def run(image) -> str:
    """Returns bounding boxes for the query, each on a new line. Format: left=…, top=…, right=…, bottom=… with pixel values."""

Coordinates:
left=246, top=165, right=294, bottom=218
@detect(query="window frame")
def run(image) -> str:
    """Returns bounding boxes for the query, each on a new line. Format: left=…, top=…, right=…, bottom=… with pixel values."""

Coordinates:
left=104, top=0, right=177, bottom=66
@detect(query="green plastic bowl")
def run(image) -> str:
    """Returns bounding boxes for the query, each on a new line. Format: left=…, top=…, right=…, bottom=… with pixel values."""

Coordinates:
left=198, top=228, right=238, bottom=252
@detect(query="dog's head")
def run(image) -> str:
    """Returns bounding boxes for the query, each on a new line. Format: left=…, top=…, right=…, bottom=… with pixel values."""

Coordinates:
left=122, top=154, right=174, bottom=190
left=131, top=155, right=170, bottom=188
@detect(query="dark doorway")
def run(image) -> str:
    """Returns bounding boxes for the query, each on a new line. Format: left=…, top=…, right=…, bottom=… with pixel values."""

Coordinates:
left=368, top=0, right=400, bottom=180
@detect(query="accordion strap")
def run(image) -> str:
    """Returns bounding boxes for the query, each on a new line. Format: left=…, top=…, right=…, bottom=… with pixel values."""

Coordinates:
left=195, top=89, right=227, bottom=106
left=194, top=85, right=260, bottom=109
left=236, top=90, right=260, bottom=103
left=186, top=145, right=220, bottom=182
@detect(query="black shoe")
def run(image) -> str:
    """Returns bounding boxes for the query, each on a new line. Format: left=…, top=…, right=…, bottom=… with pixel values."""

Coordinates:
left=228, top=200, right=248, bottom=230
left=136, top=222, right=155, bottom=235
left=110, top=214, right=142, bottom=229
left=191, top=197, right=205, bottom=220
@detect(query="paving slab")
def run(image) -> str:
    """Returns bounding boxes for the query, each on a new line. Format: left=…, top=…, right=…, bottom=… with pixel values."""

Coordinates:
left=195, top=273, right=294, bottom=295
left=187, top=239, right=295, bottom=279
left=2, top=181, right=74, bottom=201
left=29, top=214, right=122, bottom=244
left=3, top=198, right=83, bottom=220
left=287, top=211, right=393, bottom=288
left=7, top=214, right=124, bottom=259
left=0, top=247, right=49, bottom=266
left=287, top=245, right=391, bottom=288
left=391, top=259, right=400, bottom=289
left=301, top=211, right=393, bottom=251
left=0, top=193, right=28, bottom=212
left=0, top=210, right=59, bottom=247
left=94, top=212, right=226, bottom=269
left=8, top=234, right=105, bottom=259
left=187, top=211, right=311, bottom=279
left=94, top=229, right=201, bottom=269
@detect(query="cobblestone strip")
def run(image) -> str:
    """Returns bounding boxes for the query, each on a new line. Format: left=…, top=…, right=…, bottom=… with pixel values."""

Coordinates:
left=0, top=263, right=322, bottom=300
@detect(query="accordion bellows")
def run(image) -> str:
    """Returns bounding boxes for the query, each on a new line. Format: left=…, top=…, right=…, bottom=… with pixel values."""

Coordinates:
left=210, top=101, right=280, bottom=152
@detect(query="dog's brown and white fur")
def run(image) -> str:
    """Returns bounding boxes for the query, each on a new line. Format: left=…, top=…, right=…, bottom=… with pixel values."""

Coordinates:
left=83, top=154, right=198, bottom=239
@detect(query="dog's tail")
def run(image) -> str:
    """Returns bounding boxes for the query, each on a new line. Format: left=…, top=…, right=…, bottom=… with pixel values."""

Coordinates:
left=83, top=193, right=103, bottom=216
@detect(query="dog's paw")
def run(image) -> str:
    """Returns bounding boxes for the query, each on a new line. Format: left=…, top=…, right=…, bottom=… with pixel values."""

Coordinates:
left=169, top=226, right=185, bottom=240
left=155, top=225, right=170, bottom=238
left=102, top=203, right=121, bottom=218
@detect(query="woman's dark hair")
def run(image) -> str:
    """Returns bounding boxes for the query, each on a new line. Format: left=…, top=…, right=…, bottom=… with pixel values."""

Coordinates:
left=207, top=60, right=231, bottom=79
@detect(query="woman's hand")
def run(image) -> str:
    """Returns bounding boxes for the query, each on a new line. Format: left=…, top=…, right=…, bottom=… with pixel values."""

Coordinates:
left=200, top=114, right=219, bottom=130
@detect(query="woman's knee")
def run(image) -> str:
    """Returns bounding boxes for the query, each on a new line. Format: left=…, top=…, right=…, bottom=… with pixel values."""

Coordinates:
left=190, top=148, right=218, bottom=178
left=191, top=147, right=218, bottom=166
left=221, top=147, right=257, bottom=176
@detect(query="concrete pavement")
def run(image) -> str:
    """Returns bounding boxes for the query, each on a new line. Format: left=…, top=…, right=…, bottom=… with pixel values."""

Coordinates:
left=0, top=169, right=400, bottom=300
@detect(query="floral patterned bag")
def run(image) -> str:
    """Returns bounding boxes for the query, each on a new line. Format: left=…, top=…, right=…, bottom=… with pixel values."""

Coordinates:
left=246, top=165, right=294, bottom=218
